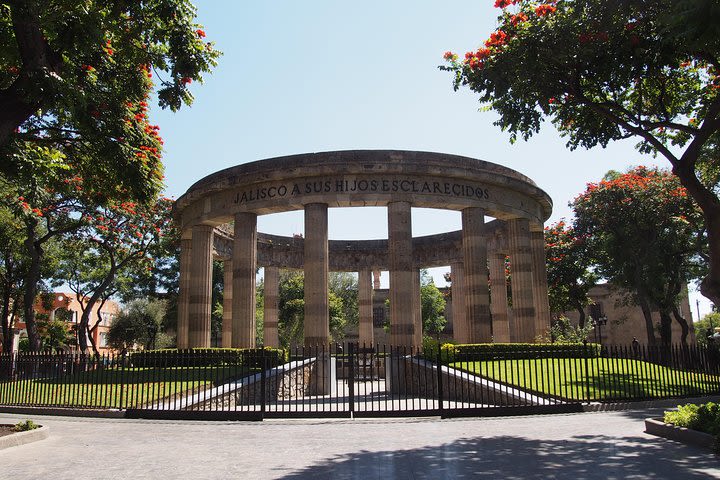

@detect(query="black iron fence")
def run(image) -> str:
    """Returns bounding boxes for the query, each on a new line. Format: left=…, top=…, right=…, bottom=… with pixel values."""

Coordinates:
left=0, top=342, right=718, bottom=419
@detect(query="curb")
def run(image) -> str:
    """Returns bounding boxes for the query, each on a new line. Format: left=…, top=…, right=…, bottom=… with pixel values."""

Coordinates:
left=645, top=418, right=716, bottom=451
left=0, top=406, right=125, bottom=419
left=0, top=425, right=49, bottom=450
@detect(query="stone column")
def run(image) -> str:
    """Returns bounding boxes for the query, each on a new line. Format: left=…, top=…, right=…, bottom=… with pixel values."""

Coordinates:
left=176, top=238, right=192, bottom=349
left=531, top=228, right=552, bottom=339
left=263, top=266, right=280, bottom=348
left=388, top=201, right=415, bottom=347
left=232, top=212, right=257, bottom=348
left=222, top=260, right=233, bottom=348
left=462, top=207, right=491, bottom=343
left=508, top=218, right=537, bottom=342
left=188, top=225, right=213, bottom=348
left=304, top=203, right=329, bottom=347
left=489, top=253, right=510, bottom=342
left=450, top=261, right=468, bottom=343
left=413, top=269, right=423, bottom=347
left=358, top=269, right=374, bottom=346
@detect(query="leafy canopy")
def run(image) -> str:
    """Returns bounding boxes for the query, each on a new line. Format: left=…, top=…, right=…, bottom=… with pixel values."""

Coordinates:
left=0, top=1, right=220, bottom=202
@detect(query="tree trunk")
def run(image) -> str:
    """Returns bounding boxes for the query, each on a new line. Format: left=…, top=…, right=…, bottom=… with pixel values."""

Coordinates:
left=672, top=159, right=720, bottom=307
left=658, top=309, right=673, bottom=346
left=672, top=306, right=690, bottom=346
left=1, top=288, right=12, bottom=354
left=638, top=295, right=656, bottom=346
left=0, top=1, right=62, bottom=149
left=699, top=206, right=720, bottom=307
left=573, top=299, right=586, bottom=328
left=77, top=269, right=117, bottom=354
left=22, top=220, right=42, bottom=351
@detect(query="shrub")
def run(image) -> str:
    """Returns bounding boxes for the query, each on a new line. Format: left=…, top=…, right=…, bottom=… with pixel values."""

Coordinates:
left=129, top=347, right=287, bottom=368
left=664, top=402, right=720, bottom=453
left=419, top=341, right=600, bottom=363
left=14, top=420, right=39, bottom=432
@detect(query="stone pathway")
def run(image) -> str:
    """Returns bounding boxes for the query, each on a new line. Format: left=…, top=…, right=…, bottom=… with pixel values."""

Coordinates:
left=1, top=404, right=719, bottom=479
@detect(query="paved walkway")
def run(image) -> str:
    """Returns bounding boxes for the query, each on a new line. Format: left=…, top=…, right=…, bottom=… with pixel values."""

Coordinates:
left=1, top=404, right=719, bottom=479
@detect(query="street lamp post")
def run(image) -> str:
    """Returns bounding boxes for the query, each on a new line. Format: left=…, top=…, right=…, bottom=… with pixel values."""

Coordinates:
left=595, top=315, right=608, bottom=346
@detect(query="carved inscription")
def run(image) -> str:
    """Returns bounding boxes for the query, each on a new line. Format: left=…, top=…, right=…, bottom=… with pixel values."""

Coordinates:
left=233, top=178, right=490, bottom=205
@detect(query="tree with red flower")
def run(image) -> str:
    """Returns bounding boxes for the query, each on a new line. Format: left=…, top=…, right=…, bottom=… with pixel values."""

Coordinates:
left=442, top=0, right=720, bottom=308
left=572, top=167, right=705, bottom=346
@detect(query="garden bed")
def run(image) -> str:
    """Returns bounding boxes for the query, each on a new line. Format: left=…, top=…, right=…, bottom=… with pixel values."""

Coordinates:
left=0, top=423, right=49, bottom=450
left=645, top=418, right=716, bottom=450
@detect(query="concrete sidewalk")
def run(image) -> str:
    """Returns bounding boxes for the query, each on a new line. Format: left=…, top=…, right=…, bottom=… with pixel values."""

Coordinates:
left=0, top=406, right=718, bottom=479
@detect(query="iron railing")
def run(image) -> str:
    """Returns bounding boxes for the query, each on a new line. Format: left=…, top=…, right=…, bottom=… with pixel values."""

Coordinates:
left=0, top=342, right=718, bottom=419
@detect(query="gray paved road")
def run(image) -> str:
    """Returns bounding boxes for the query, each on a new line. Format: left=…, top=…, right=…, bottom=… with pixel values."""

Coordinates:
left=0, top=407, right=719, bottom=479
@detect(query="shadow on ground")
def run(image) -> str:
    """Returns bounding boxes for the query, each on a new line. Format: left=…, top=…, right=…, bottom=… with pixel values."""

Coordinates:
left=277, top=433, right=718, bottom=479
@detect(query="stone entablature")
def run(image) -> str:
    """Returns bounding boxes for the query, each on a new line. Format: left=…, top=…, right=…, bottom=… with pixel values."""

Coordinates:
left=212, top=224, right=507, bottom=270
left=174, top=150, right=553, bottom=352
left=174, top=150, right=552, bottom=233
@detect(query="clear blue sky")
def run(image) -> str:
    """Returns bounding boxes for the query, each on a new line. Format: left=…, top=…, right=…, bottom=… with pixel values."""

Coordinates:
left=150, top=1, right=711, bottom=319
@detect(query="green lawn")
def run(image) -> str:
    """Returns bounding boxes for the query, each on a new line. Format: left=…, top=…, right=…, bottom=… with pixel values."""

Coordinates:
left=450, top=357, right=720, bottom=401
left=0, top=365, right=257, bottom=408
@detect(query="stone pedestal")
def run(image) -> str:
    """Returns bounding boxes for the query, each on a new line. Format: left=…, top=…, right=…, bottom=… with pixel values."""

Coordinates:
left=232, top=212, right=257, bottom=348
left=263, top=266, right=280, bottom=348
left=304, top=203, right=329, bottom=347
left=462, top=207, right=491, bottom=343
left=388, top=201, right=416, bottom=347
left=188, top=225, right=213, bottom=348
left=508, top=218, right=536, bottom=342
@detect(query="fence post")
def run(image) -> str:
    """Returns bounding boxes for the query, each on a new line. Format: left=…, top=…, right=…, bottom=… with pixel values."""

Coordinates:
left=583, top=340, right=591, bottom=404
left=348, top=342, right=355, bottom=415
left=118, top=351, right=126, bottom=410
left=260, top=349, right=267, bottom=417
left=436, top=343, right=444, bottom=415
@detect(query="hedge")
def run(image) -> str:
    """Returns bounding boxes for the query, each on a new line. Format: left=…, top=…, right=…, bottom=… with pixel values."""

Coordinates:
left=422, top=342, right=601, bottom=362
left=129, top=347, right=287, bottom=368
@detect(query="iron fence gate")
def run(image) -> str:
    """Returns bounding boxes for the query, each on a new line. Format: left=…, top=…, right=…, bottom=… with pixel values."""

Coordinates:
left=1, top=342, right=719, bottom=420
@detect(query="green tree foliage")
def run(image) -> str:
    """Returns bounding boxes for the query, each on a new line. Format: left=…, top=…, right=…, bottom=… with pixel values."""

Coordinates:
left=329, top=272, right=359, bottom=328
left=695, top=311, right=720, bottom=347
left=547, top=315, right=594, bottom=344
left=1, top=172, right=90, bottom=351
left=0, top=1, right=220, bottom=202
left=545, top=219, right=597, bottom=327
left=420, top=271, right=447, bottom=337
left=107, top=298, right=166, bottom=350
left=276, top=270, right=348, bottom=349
left=57, top=197, right=174, bottom=354
left=0, top=201, right=26, bottom=353
left=572, top=167, right=704, bottom=345
left=443, top=0, right=720, bottom=307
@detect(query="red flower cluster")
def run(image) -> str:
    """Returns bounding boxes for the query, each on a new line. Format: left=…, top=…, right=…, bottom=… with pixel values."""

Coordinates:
left=535, top=4, right=556, bottom=16
left=81, top=64, right=95, bottom=72
left=494, top=0, right=516, bottom=8
left=181, top=76, right=192, bottom=85
left=196, top=29, right=206, bottom=38
left=8, top=66, right=19, bottom=75
left=464, top=47, right=491, bottom=70
left=443, top=51, right=456, bottom=61
left=485, top=30, right=508, bottom=48
left=510, top=13, right=528, bottom=25
left=140, top=64, right=152, bottom=79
